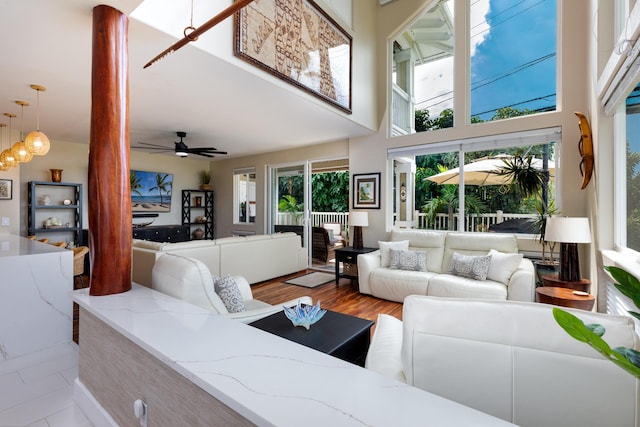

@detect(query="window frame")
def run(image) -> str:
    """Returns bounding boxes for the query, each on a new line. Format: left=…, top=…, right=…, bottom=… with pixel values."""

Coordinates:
left=233, top=167, right=256, bottom=225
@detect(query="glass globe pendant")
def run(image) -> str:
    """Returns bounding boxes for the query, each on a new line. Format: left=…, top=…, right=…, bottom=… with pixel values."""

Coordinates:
left=1, top=113, right=18, bottom=168
left=11, top=101, right=33, bottom=163
left=25, top=85, right=50, bottom=155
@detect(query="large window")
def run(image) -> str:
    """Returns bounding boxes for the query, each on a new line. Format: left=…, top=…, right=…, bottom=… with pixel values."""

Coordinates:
left=391, top=0, right=557, bottom=135
left=234, top=168, right=256, bottom=224
left=390, top=128, right=559, bottom=234
left=624, top=84, right=640, bottom=250
left=469, top=0, right=557, bottom=122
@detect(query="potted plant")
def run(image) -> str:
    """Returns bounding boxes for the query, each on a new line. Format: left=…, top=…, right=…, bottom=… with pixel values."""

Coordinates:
left=278, top=195, right=303, bottom=225
left=532, top=199, right=560, bottom=284
left=199, top=170, right=212, bottom=191
left=498, top=154, right=557, bottom=284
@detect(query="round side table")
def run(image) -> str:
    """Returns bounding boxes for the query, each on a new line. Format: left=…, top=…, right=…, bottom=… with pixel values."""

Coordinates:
left=541, top=274, right=591, bottom=292
left=536, top=286, right=595, bottom=311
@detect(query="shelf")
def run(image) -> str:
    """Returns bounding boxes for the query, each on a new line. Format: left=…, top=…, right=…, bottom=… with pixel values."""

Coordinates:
left=33, top=205, right=80, bottom=209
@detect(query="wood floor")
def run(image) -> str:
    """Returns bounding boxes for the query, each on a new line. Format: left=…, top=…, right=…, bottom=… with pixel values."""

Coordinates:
left=251, top=269, right=403, bottom=328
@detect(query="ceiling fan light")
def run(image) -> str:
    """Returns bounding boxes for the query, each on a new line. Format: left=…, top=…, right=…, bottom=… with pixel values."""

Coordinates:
left=25, top=131, right=50, bottom=155
left=175, top=150, right=188, bottom=157
left=12, top=140, right=33, bottom=162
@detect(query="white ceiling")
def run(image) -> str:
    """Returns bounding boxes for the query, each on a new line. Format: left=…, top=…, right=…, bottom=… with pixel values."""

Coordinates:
left=0, top=0, right=374, bottom=161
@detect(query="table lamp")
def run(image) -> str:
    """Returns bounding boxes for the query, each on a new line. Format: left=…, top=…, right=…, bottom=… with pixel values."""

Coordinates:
left=349, top=211, right=369, bottom=249
left=544, top=217, right=591, bottom=282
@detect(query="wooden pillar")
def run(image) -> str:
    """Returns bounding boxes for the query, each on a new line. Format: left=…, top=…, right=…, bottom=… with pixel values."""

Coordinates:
left=88, top=5, right=131, bottom=296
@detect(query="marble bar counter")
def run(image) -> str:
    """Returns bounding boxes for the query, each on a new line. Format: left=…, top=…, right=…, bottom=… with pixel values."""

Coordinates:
left=0, top=234, right=73, bottom=360
left=72, top=284, right=512, bottom=426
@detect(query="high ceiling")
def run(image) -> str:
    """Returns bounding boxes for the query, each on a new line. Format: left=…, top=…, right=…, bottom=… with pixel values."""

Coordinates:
left=0, top=0, right=374, bottom=161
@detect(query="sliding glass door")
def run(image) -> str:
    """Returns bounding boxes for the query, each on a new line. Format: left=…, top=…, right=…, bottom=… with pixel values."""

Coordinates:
left=268, top=162, right=312, bottom=267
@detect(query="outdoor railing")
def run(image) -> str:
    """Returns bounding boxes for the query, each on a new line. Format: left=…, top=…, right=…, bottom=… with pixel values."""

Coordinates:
left=416, top=212, right=536, bottom=232
left=277, top=211, right=536, bottom=233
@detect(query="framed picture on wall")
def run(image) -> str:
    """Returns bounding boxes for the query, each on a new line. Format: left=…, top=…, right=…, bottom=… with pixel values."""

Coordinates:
left=353, top=173, right=380, bottom=209
left=0, top=179, right=12, bottom=200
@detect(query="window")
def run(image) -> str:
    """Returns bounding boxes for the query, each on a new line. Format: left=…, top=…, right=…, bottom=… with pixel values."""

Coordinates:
left=392, top=0, right=454, bottom=135
left=234, top=168, right=256, bottom=224
left=390, top=0, right=557, bottom=135
left=389, top=128, right=560, bottom=234
left=470, top=0, right=557, bottom=122
left=623, top=84, right=640, bottom=250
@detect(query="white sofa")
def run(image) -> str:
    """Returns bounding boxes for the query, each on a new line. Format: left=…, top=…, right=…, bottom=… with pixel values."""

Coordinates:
left=132, top=232, right=307, bottom=287
left=357, top=229, right=535, bottom=302
left=366, top=295, right=640, bottom=427
left=152, top=253, right=312, bottom=323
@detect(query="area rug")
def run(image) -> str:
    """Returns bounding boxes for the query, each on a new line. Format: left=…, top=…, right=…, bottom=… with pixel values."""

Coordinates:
left=285, top=272, right=335, bottom=288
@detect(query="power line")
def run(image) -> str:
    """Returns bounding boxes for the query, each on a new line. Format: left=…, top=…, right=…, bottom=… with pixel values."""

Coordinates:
left=415, top=52, right=555, bottom=110
left=471, top=93, right=556, bottom=117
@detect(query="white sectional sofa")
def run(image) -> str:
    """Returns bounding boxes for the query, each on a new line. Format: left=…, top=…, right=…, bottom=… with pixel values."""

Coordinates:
left=365, top=296, right=640, bottom=427
left=358, top=229, right=535, bottom=302
left=132, top=232, right=307, bottom=287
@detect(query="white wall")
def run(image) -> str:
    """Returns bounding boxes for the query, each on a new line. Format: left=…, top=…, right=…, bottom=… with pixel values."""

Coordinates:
left=17, top=139, right=210, bottom=236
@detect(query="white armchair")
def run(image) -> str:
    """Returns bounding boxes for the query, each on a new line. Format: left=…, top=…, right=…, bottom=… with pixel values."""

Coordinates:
left=151, top=253, right=312, bottom=323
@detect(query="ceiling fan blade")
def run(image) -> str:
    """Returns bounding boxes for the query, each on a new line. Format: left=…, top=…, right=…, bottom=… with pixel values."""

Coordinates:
left=192, top=152, right=215, bottom=158
left=137, top=141, right=170, bottom=149
left=188, top=148, right=227, bottom=155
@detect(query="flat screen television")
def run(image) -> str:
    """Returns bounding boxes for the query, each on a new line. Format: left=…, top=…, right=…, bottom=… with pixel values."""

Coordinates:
left=130, top=170, right=174, bottom=213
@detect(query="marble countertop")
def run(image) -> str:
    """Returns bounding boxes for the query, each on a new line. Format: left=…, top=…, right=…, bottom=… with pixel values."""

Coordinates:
left=0, top=234, right=67, bottom=258
left=72, top=284, right=512, bottom=426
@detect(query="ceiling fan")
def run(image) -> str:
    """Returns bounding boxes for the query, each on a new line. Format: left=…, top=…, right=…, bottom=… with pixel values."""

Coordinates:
left=133, top=131, right=227, bottom=158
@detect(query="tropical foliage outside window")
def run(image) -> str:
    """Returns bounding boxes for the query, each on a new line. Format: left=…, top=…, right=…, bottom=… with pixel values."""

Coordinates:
left=412, top=142, right=555, bottom=233
left=625, top=84, right=640, bottom=250
left=278, top=171, right=349, bottom=213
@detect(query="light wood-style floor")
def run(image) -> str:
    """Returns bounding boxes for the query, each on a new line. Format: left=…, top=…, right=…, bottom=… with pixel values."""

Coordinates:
left=251, top=269, right=403, bottom=328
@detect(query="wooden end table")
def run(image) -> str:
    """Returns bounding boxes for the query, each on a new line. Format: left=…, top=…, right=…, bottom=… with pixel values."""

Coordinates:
left=334, top=247, right=377, bottom=286
left=536, top=286, right=595, bottom=311
left=541, top=273, right=591, bottom=293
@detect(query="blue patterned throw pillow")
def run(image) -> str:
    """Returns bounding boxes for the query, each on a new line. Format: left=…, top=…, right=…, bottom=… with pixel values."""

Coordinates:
left=214, top=275, right=246, bottom=313
left=389, top=249, right=427, bottom=272
left=448, top=252, right=491, bottom=281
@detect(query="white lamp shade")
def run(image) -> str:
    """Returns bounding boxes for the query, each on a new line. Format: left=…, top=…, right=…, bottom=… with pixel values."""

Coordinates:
left=544, top=217, right=591, bottom=243
left=349, top=211, right=369, bottom=227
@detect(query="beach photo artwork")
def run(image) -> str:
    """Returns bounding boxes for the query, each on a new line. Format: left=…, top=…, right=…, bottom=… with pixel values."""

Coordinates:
left=130, top=170, right=173, bottom=212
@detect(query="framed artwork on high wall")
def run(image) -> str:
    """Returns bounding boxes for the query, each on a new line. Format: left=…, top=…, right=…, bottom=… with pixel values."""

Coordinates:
left=353, top=173, right=380, bottom=209
left=234, top=0, right=352, bottom=113
left=0, top=179, right=12, bottom=200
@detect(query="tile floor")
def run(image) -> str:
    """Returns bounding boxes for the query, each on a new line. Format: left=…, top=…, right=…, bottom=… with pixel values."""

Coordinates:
left=0, top=342, right=92, bottom=427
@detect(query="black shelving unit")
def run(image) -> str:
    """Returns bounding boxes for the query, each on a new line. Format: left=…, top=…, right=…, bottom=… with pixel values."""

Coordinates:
left=28, top=181, right=83, bottom=245
left=182, top=189, right=214, bottom=240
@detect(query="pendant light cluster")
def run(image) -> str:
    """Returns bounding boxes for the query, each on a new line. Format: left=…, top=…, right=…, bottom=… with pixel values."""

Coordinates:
left=0, top=84, right=50, bottom=171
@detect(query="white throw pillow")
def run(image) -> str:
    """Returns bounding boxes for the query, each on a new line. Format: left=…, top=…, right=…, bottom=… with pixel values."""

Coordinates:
left=379, top=240, right=410, bottom=267
left=448, top=252, right=491, bottom=281
left=389, top=249, right=427, bottom=272
left=486, top=249, right=523, bottom=285
left=214, top=275, right=246, bottom=313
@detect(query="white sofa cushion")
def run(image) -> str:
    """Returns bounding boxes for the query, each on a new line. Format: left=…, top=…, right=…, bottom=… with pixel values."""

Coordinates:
left=369, top=268, right=434, bottom=301
left=428, top=274, right=507, bottom=299
left=399, top=296, right=640, bottom=427
left=378, top=240, right=409, bottom=267
left=152, top=253, right=228, bottom=314
left=487, top=249, right=523, bottom=285
left=391, top=229, right=446, bottom=273
left=365, top=314, right=406, bottom=383
left=442, top=232, right=518, bottom=272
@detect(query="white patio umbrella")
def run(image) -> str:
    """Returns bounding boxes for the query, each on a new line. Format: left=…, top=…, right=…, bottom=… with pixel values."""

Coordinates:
left=426, top=154, right=555, bottom=186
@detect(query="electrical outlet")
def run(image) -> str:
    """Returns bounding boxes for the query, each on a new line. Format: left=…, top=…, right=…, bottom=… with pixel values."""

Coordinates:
left=1, top=217, right=9, bottom=227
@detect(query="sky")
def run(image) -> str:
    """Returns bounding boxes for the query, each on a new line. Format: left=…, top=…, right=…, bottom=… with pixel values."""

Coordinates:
left=413, top=0, right=557, bottom=121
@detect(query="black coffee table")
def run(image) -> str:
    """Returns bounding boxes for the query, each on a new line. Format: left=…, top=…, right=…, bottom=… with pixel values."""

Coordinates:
left=249, top=309, right=374, bottom=366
